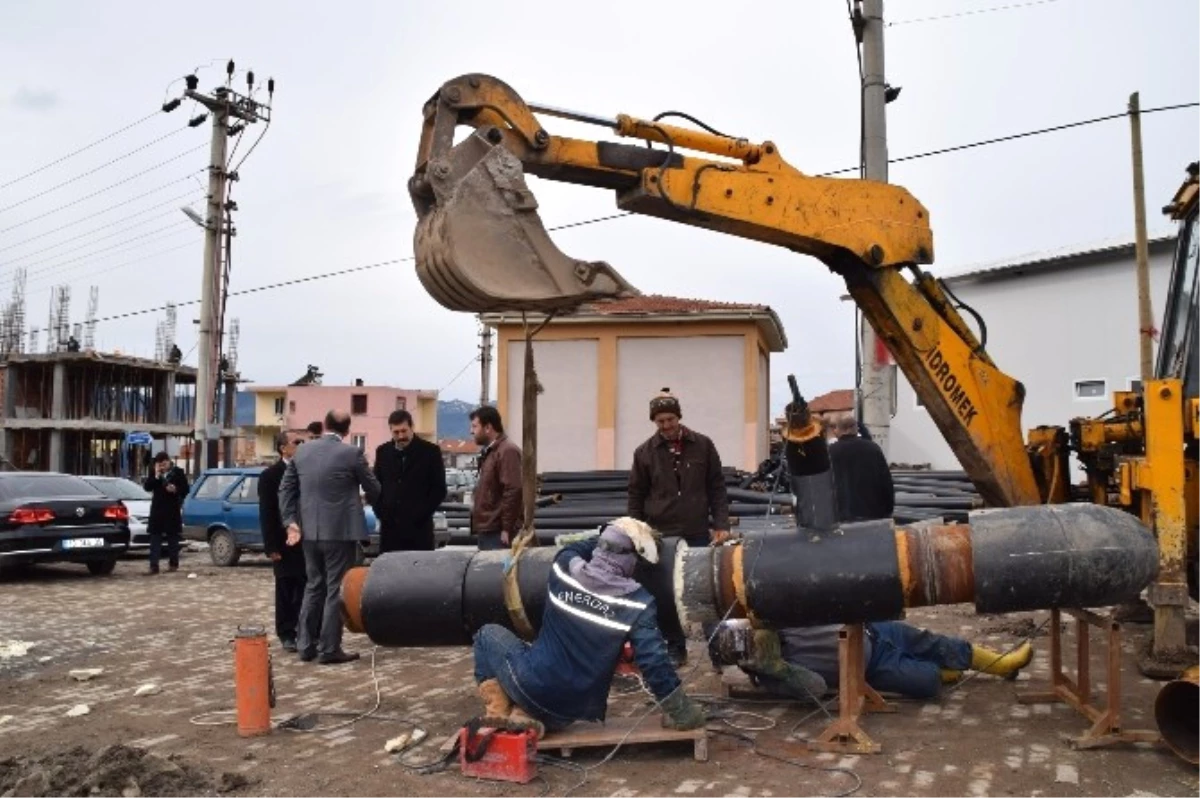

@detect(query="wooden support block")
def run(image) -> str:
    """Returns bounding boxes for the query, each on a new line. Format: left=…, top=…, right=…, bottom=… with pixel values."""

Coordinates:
left=541, top=716, right=709, bottom=762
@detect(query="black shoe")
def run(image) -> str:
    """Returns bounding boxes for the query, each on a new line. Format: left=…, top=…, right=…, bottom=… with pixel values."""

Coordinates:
left=668, top=645, right=688, bottom=668
left=281, top=639, right=298, bottom=653
left=167, top=563, right=179, bottom=573
left=298, top=648, right=318, bottom=662
left=318, top=650, right=361, bottom=665
left=144, top=567, right=160, bottom=576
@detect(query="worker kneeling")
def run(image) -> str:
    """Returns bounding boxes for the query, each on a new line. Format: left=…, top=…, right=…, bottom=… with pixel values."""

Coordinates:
left=714, top=620, right=1033, bottom=701
left=472, top=518, right=706, bottom=737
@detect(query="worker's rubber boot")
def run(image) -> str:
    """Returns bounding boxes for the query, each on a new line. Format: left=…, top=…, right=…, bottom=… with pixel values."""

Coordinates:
left=940, top=669, right=964, bottom=685
left=660, top=690, right=706, bottom=731
left=507, top=706, right=545, bottom=740
left=477, top=679, right=512, bottom=724
left=970, top=642, right=1033, bottom=680
left=740, top=630, right=827, bottom=702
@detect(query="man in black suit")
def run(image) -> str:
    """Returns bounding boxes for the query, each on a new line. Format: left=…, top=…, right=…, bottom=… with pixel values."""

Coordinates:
left=142, top=452, right=190, bottom=575
left=829, top=414, right=894, bottom=523
left=260, top=431, right=306, bottom=652
left=373, top=409, right=447, bottom=552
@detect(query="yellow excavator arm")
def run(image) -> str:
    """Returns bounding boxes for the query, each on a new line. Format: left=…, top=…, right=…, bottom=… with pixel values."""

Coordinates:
left=408, top=74, right=1043, bottom=507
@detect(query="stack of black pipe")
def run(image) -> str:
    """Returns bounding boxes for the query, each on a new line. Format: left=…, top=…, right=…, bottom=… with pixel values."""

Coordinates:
left=443, top=468, right=793, bottom=545
left=441, top=466, right=981, bottom=545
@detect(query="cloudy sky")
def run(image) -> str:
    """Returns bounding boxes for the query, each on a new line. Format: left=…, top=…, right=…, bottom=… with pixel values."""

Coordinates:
left=0, top=0, right=1195, bottom=415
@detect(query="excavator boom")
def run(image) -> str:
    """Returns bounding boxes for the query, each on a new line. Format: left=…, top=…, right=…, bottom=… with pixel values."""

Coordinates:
left=409, top=74, right=1043, bottom=507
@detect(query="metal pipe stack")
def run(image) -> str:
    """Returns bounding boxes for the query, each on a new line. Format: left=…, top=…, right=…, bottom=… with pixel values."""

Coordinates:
left=440, top=465, right=983, bottom=544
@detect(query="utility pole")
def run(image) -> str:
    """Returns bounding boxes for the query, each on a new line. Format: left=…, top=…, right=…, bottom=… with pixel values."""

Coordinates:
left=856, top=0, right=894, bottom=456
left=479, top=321, right=493, bottom=406
left=173, top=61, right=272, bottom=473
left=1128, top=92, right=1156, bottom=381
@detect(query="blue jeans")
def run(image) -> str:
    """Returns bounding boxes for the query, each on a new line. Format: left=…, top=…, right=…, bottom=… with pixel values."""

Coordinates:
left=865, top=621, right=972, bottom=700
left=472, top=625, right=570, bottom=732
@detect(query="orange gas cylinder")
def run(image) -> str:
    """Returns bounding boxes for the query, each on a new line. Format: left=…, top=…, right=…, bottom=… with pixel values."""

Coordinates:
left=234, top=626, right=274, bottom=737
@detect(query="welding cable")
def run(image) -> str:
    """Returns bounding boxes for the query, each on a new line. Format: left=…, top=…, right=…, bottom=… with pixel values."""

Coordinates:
left=709, top=727, right=863, bottom=798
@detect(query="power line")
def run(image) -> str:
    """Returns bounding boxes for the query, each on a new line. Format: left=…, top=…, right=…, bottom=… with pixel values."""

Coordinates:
left=888, top=0, right=1063, bottom=27
left=0, top=180, right=201, bottom=237
left=24, top=241, right=197, bottom=300
left=0, top=144, right=207, bottom=215
left=0, top=172, right=203, bottom=234
left=0, top=206, right=192, bottom=264
left=817, top=101, right=1200, bottom=176
left=0, top=110, right=164, bottom=189
left=5, top=223, right=196, bottom=291
left=0, top=127, right=193, bottom=213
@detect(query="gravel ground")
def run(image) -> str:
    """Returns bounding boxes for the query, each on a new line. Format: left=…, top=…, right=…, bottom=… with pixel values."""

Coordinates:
left=0, top=552, right=1196, bottom=797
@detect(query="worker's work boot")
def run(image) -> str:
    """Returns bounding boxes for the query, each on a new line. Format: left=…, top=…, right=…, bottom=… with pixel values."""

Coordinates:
left=940, top=668, right=964, bottom=684
left=660, top=690, right=706, bottom=731
left=739, top=630, right=827, bottom=701
left=506, top=706, right=545, bottom=740
left=477, top=679, right=512, bottom=724
left=970, top=641, right=1033, bottom=680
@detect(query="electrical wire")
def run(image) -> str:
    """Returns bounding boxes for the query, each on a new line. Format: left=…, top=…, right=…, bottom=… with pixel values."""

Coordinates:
left=888, top=0, right=1063, bottom=27
left=21, top=241, right=197, bottom=298
left=2, top=218, right=195, bottom=272
left=0, top=177, right=203, bottom=235
left=709, top=727, right=863, bottom=798
left=0, top=144, right=208, bottom=215
left=0, top=193, right=203, bottom=258
left=2, top=222, right=196, bottom=290
left=818, top=102, right=1200, bottom=177
left=0, top=111, right=164, bottom=190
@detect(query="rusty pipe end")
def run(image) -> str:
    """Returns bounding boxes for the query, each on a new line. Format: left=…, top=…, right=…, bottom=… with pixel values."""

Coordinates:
left=341, top=566, right=370, bottom=634
left=1155, top=665, right=1199, bottom=764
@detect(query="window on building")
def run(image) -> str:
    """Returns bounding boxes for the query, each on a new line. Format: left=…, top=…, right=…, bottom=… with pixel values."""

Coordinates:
left=350, top=434, right=366, bottom=450
left=396, top=396, right=407, bottom=411
left=273, top=397, right=285, bottom=415
left=352, top=394, right=368, bottom=415
left=1128, top=378, right=1144, bottom=394
left=288, top=400, right=296, bottom=413
left=1074, top=379, right=1107, bottom=399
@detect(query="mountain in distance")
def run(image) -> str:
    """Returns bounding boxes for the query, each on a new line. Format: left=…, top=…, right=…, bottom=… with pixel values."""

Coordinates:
left=437, top=399, right=478, bottom=440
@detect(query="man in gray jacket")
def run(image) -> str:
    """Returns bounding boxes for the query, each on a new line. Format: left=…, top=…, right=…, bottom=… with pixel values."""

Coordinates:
left=281, top=409, right=381, bottom=664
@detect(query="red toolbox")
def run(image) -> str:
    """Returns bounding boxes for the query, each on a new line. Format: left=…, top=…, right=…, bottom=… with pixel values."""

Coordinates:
left=458, top=726, right=538, bottom=784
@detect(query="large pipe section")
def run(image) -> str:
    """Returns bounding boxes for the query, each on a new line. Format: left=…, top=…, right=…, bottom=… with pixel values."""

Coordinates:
left=343, top=503, right=1158, bottom=646
left=1155, top=665, right=1198, bottom=764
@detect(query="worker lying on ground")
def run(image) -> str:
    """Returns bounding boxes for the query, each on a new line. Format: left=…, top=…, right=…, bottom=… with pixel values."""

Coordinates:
left=472, top=518, right=706, bottom=737
left=711, top=619, right=1033, bottom=700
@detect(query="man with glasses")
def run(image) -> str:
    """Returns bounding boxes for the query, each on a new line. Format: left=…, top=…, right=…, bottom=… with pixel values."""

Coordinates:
left=260, top=432, right=306, bottom=651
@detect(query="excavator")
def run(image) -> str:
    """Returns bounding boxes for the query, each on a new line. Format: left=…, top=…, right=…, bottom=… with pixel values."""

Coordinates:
left=407, top=74, right=1197, bottom=674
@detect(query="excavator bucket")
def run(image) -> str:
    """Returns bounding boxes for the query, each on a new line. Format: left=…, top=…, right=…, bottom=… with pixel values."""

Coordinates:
left=411, top=129, right=638, bottom=314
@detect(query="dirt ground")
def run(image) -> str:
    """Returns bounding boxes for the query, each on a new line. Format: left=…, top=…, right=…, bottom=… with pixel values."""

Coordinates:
left=0, top=550, right=1196, bottom=798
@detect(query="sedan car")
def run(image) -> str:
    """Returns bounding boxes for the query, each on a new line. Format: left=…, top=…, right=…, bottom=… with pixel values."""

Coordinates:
left=182, top=467, right=383, bottom=567
left=81, top=476, right=152, bottom=551
left=0, top=472, right=130, bottom=575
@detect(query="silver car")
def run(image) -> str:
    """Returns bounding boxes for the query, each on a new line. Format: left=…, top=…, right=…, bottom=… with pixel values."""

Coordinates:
left=81, top=476, right=153, bottom=551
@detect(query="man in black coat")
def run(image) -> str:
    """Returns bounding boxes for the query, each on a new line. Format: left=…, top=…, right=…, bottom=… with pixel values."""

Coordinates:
left=829, top=415, right=894, bottom=523
left=260, top=431, right=307, bottom=651
left=373, top=410, right=447, bottom=552
left=142, top=451, right=190, bottom=575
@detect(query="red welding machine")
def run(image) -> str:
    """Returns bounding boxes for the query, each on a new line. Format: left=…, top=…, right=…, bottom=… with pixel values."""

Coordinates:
left=458, top=725, right=538, bottom=784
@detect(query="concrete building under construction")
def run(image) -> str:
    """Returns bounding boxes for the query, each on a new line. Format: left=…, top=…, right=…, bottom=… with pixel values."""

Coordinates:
left=0, top=351, right=198, bottom=476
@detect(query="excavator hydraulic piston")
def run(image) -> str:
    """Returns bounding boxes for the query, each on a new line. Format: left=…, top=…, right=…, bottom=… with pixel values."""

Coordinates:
left=342, top=504, right=1157, bottom=647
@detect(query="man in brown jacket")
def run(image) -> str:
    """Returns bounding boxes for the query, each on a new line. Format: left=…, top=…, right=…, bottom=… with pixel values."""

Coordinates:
left=469, top=406, right=523, bottom=550
left=627, top=388, right=730, bottom=548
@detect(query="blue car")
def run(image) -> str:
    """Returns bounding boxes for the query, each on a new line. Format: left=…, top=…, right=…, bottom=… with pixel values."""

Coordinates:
left=182, top=467, right=380, bottom=567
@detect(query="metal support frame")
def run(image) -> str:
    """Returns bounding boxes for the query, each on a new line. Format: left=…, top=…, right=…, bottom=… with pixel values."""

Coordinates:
left=1017, top=608, right=1159, bottom=750
left=804, top=624, right=894, bottom=755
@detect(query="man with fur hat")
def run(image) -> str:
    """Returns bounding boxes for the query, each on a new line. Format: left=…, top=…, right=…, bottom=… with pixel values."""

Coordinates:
left=628, top=388, right=730, bottom=548
left=471, top=518, right=706, bottom=736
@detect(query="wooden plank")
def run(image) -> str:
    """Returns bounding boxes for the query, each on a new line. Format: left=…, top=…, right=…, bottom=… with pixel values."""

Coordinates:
left=543, top=717, right=708, bottom=761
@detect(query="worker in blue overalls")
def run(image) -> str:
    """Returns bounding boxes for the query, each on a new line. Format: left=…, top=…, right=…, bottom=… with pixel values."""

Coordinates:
left=471, top=517, right=705, bottom=736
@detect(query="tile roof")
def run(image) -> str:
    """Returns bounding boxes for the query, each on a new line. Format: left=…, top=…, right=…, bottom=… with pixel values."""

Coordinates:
left=439, top=438, right=481, bottom=454
left=574, top=294, right=770, bottom=315
left=807, top=389, right=855, bottom=413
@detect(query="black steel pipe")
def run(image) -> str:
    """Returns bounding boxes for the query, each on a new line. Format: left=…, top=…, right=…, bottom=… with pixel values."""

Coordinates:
left=350, top=504, right=1159, bottom=648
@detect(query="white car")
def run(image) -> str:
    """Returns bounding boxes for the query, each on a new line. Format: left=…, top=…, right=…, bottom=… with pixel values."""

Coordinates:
left=82, top=476, right=153, bottom=551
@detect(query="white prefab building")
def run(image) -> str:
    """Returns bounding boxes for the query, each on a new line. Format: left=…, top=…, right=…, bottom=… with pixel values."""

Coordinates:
left=482, top=296, right=788, bottom=473
left=889, top=235, right=1177, bottom=469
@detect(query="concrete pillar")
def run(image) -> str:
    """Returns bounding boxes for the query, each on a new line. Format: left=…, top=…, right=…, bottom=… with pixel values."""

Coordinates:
left=49, top=362, right=65, bottom=472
